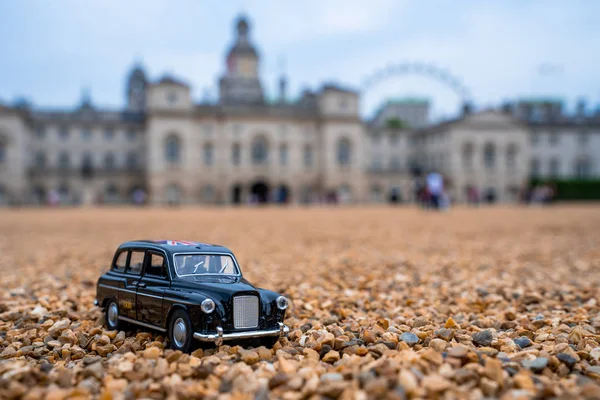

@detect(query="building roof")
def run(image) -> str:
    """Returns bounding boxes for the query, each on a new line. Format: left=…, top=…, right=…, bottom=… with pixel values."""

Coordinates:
left=320, top=83, right=359, bottom=94
left=516, top=97, right=564, bottom=105
left=28, top=108, right=145, bottom=124
left=156, top=75, right=190, bottom=87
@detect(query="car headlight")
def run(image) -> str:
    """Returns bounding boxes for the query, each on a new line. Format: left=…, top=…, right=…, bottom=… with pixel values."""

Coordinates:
left=276, top=296, right=289, bottom=310
left=201, top=298, right=216, bottom=314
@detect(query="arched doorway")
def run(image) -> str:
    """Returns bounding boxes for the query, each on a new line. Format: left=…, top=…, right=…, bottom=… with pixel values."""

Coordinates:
left=389, top=187, right=401, bottom=204
left=231, top=184, right=242, bottom=205
left=484, top=187, right=497, bottom=204
left=250, top=181, right=270, bottom=204
left=275, top=184, right=290, bottom=204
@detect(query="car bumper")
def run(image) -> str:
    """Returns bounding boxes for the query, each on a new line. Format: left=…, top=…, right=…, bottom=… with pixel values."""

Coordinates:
left=193, top=322, right=289, bottom=346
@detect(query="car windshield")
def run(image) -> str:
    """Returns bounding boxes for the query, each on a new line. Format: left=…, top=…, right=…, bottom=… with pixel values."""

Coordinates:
left=173, top=254, right=239, bottom=277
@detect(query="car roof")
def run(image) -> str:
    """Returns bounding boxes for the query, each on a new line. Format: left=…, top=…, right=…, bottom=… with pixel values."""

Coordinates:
left=120, top=240, right=233, bottom=255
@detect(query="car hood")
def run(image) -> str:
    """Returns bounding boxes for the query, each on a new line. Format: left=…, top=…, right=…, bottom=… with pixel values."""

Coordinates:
left=172, top=276, right=258, bottom=303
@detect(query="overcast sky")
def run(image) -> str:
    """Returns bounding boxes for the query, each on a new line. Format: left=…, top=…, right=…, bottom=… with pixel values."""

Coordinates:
left=0, top=1, right=598, bottom=120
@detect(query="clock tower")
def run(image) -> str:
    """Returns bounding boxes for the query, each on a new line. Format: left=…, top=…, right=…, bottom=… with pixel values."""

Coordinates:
left=219, top=15, right=265, bottom=105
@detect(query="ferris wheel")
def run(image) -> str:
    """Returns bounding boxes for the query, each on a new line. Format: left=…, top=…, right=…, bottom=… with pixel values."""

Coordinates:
left=359, top=61, right=473, bottom=105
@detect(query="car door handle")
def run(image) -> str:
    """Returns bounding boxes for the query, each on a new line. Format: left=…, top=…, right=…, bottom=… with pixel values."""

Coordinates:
left=137, top=282, right=146, bottom=288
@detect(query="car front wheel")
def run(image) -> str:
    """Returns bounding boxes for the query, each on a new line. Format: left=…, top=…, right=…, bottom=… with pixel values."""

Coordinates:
left=168, top=309, right=194, bottom=353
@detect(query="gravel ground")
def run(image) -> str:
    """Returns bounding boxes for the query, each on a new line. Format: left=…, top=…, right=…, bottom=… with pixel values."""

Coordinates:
left=1, top=205, right=600, bottom=399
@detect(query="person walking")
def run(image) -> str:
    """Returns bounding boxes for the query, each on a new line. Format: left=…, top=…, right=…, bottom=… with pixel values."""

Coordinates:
left=426, top=171, right=444, bottom=209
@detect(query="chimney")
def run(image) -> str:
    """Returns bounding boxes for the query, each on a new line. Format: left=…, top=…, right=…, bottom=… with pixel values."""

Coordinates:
left=279, top=75, right=287, bottom=104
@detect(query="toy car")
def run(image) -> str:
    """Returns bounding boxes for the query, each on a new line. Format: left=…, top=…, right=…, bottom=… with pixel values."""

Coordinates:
left=95, top=240, right=289, bottom=352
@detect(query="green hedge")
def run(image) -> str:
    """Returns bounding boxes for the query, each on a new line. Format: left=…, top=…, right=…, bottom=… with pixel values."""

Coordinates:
left=530, top=178, right=600, bottom=200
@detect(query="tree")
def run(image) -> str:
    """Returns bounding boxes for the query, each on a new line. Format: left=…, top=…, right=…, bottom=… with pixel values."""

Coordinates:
left=386, top=118, right=406, bottom=130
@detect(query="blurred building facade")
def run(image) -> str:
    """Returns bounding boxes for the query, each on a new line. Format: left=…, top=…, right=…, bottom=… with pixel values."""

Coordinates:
left=0, top=15, right=599, bottom=206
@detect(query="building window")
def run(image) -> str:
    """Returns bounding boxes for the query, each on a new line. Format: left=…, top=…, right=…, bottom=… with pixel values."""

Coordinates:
left=304, top=144, right=313, bottom=168
left=483, top=143, right=496, bottom=170
left=203, top=143, right=214, bottom=166
left=232, top=143, right=241, bottom=166
left=337, top=138, right=351, bottom=166
left=127, top=129, right=136, bottom=141
left=462, top=142, right=474, bottom=169
left=59, top=126, right=69, bottom=140
left=531, top=158, right=541, bottom=177
left=574, top=157, right=592, bottom=178
left=549, top=131, right=559, bottom=146
left=165, top=135, right=181, bottom=164
left=531, top=131, right=540, bottom=146
left=126, top=151, right=137, bottom=170
left=251, top=136, right=268, bottom=165
left=81, top=127, right=92, bottom=141
left=390, top=133, right=400, bottom=146
left=58, top=152, right=70, bottom=169
left=167, top=92, right=177, bottom=105
left=104, top=152, right=116, bottom=170
left=549, top=158, right=560, bottom=177
left=104, top=128, right=115, bottom=141
left=506, top=144, right=518, bottom=170
left=36, top=126, right=45, bottom=139
left=0, top=142, right=5, bottom=164
left=390, top=156, right=401, bottom=171
left=578, top=130, right=589, bottom=146
left=81, top=152, right=94, bottom=179
left=35, top=152, right=46, bottom=168
left=279, top=144, right=288, bottom=166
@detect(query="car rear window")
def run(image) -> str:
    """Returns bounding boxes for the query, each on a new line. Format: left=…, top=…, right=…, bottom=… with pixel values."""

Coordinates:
left=128, top=250, right=144, bottom=275
left=113, top=251, right=128, bottom=272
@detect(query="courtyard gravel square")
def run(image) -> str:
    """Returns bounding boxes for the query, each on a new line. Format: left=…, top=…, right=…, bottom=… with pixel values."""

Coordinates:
left=1, top=205, right=600, bottom=399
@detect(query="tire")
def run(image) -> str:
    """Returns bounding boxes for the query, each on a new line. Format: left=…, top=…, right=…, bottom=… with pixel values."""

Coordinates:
left=259, top=336, right=280, bottom=348
left=168, top=309, right=194, bottom=353
left=105, top=300, right=122, bottom=331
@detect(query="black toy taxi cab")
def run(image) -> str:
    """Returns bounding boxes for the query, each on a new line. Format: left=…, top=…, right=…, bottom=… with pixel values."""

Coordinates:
left=95, top=240, right=289, bottom=352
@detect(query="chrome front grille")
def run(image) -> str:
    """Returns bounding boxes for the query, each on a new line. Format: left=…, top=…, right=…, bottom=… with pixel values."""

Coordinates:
left=233, top=295, right=259, bottom=329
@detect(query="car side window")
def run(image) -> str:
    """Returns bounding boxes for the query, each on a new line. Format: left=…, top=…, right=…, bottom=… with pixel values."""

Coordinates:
left=128, top=250, right=144, bottom=275
left=145, top=253, right=167, bottom=278
left=113, top=251, right=128, bottom=272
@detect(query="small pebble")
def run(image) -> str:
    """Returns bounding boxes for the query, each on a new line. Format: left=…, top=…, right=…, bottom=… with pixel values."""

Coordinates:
left=472, top=330, right=494, bottom=347
left=399, top=332, right=419, bottom=346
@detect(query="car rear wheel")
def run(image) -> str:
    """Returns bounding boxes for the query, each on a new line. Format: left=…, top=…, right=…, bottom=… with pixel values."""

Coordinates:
left=105, top=300, right=122, bottom=331
left=168, top=309, right=194, bottom=353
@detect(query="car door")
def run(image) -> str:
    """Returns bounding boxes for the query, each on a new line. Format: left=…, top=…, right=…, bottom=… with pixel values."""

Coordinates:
left=119, top=248, right=145, bottom=321
left=136, top=250, right=169, bottom=328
